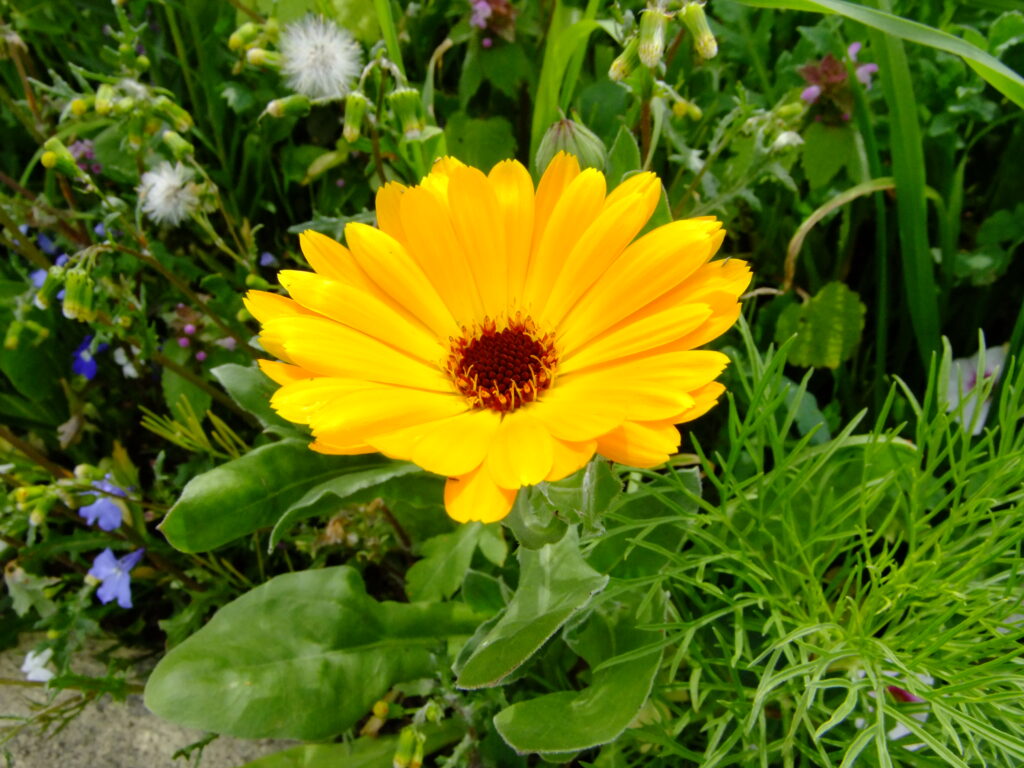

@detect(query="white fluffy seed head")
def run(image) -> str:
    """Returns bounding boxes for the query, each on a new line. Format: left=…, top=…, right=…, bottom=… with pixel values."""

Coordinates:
left=279, top=15, right=362, bottom=100
left=138, top=162, right=199, bottom=227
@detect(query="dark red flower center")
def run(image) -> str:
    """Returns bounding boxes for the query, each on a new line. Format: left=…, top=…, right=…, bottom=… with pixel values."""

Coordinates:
left=447, top=315, right=556, bottom=412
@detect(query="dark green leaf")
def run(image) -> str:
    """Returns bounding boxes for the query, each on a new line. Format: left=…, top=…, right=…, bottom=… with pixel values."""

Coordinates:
left=210, top=363, right=299, bottom=435
left=144, top=567, right=484, bottom=739
left=159, top=440, right=386, bottom=552
left=455, top=528, right=609, bottom=689
left=605, top=126, right=642, bottom=188
left=775, top=282, right=866, bottom=368
left=444, top=112, right=517, bottom=170
left=406, top=522, right=485, bottom=602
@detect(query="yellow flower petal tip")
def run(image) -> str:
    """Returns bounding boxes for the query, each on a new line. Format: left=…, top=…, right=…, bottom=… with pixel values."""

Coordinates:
left=248, top=154, right=751, bottom=523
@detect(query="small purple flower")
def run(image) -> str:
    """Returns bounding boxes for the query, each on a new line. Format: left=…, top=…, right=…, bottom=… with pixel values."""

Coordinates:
left=72, top=335, right=107, bottom=380
left=183, top=323, right=197, bottom=336
left=470, top=0, right=492, bottom=29
left=800, top=84, right=822, bottom=104
left=30, top=269, right=47, bottom=288
left=78, top=475, right=127, bottom=531
left=482, top=36, right=493, bottom=48
left=177, top=336, right=190, bottom=348
left=36, top=233, right=57, bottom=255
left=94, top=223, right=106, bottom=237
left=856, top=63, right=879, bottom=88
left=259, top=251, right=279, bottom=267
left=55, top=253, right=70, bottom=267
left=88, top=548, right=144, bottom=609
left=195, top=350, right=207, bottom=362
left=848, top=42, right=862, bottom=59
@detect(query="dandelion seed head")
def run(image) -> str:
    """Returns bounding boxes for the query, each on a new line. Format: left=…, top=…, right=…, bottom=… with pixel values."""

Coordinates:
left=280, top=16, right=362, bottom=100
left=138, top=162, right=199, bottom=227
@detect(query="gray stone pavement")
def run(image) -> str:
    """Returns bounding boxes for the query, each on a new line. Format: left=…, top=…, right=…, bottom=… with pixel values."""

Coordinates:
left=1, top=637, right=292, bottom=768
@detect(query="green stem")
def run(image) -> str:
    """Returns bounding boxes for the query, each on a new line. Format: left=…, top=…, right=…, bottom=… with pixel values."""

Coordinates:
left=374, top=0, right=406, bottom=79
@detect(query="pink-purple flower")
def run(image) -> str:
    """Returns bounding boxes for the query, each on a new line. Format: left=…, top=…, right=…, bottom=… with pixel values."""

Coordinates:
left=78, top=475, right=126, bottom=531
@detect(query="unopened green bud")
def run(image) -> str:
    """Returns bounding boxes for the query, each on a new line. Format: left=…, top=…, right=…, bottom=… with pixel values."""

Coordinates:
left=136, top=54, right=150, bottom=71
left=4, top=320, right=23, bottom=350
left=113, top=96, right=135, bottom=115
left=681, top=2, right=717, bottom=59
left=343, top=91, right=369, bottom=143
left=41, top=137, right=82, bottom=177
left=638, top=9, right=669, bottom=68
left=29, top=507, right=46, bottom=526
left=153, top=96, right=194, bottom=132
left=609, top=36, right=641, bottom=81
left=265, top=94, right=311, bottom=118
left=62, top=267, right=96, bottom=322
left=672, top=97, right=703, bottom=120
left=410, top=732, right=424, bottom=768
left=393, top=727, right=417, bottom=768
left=162, top=130, right=194, bottom=159
left=264, top=18, right=280, bottom=38
left=246, top=48, right=281, bottom=67
left=35, top=265, right=66, bottom=309
left=70, top=97, right=90, bottom=116
left=535, top=118, right=607, bottom=172
left=777, top=102, right=803, bottom=119
left=228, top=22, right=259, bottom=51
left=387, top=87, right=426, bottom=139
left=95, top=84, right=116, bottom=115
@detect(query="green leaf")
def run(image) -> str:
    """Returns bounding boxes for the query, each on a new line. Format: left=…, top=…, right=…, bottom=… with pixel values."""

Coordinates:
left=236, top=721, right=464, bottom=768
left=605, top=126, right=642, bottom=188
left=267, top=462, right=426, bottom=550
left=144, top=567, right=483, bottom=740
left=493, top=590, right=665, bottom=755
left=210, top=363, right=299, bottom=435
left=161, top=342, right=212, bottom=424
left=775, top=282, right=866, bottom=369
left=734, top=0, right=1024, bottom=109
left=800, top=123, right=855, bottom=190
left=536, top=460, right=621, bottom=529
left=159, top=440, right=387, bottom=552
left=455, top=527, right=609, bottom=689
left=406, top=522, right=485, bottom=603
left=444, top=112, right=517, bottom=171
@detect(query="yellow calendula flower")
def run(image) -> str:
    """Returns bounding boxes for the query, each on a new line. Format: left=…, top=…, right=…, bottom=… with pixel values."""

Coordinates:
left=245, top=153, right=751, bottom=523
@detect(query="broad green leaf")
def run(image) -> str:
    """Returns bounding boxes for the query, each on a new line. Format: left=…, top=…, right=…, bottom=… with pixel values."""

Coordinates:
left=405, top=522, right=485, bottom=602
left=159, top=440, right=387, bottom=552
left=210, top=363, right=298, bottom=435
left=455, top=527, right=609, bottom=689
left=493, top=591, right=665, bottom=754
left=733, top=0, right=1024, bottom=109
left=444, top=112, right=517, bottom=171
left=503, top=486, right=570, bottom=549
left=775, top=282, right=866, bottom=368
left=800, top=123, right=855, bottom=190
left=144, top=567, right=483, bottom=739
left=267, top=461, right=424, bottom=550
left=236, top=721, right=464, bottom=768
left=605, top=126, right=642, bottom=188
left=536, top=459, right=621, bottom=529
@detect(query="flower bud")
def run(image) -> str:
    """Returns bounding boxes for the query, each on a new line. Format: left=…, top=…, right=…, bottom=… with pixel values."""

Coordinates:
left=4, top=320, right=23, bottom=350
left=41, top=137, right=82, bottom=177
left=29, top=508, right=46, bottom=526
left=62, top=267, right=96, bottom=322
left=672, top=97, right=703, bottom=120
left=393, top=727, right=417, bottom=768
left=372, top=700, right=389, bottom=718
left=228, top=22, right=259, bottom=51
left=70, top=98, right=90, bottom=116
left=609, top=36, right=641, bottom=81
left=162, top=130, right=194, bottom=159
left=387, top=87, right=426, bottom=139
left=153, top=96, right=194, bottom=132
left=343, top=91, right=370, bottom=143
left=246, top=48, right=281, bottom=67
left=136, top=55, right=150, bottom=71
left=638, top=9, right=669, bottom=68
left=95, top=84, right=116, bottom=115
left=265, top=94, right=311, bottom=119
left=113, top=96, right=135, bottom=116
left=535, top=119, right=607, bottom=172
left=681, top=2, right=717, bottom=59
left=35, top=265, right=66, bottom=309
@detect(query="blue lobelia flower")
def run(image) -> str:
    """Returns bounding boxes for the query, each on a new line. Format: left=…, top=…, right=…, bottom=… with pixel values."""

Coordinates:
left=78, top=475, right=127, bottom=531
left=89, top=548, right=145, bottom=609
left=72, top=335, right=108, bottom=380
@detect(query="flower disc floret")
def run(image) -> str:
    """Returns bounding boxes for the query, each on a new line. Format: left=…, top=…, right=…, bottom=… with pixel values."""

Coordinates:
left=245, top=153, right=751, bottom=523
left=448, top=315, right=556, bottom=412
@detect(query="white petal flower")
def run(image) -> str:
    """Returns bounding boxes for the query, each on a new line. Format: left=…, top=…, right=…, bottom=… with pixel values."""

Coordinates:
left=947, top=344, right=1008, bottom=435
left=279, top=16, right=362, bottom=100
left=137, top=162, right=199, bottom=227
left=21, top=648, right=55, bottom=683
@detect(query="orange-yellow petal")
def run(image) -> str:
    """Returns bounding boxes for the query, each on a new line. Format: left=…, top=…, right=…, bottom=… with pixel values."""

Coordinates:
left=485, top=410, right=555, bottom=489
left=447, top=165, right=507, bottom=319
left=596, top=421, right=681, bottom=467
left=367, top=408, right=501, bottom=477
left=258, top=359, right=315, bottom=386
left=375, top=181, right=408, bottom=242
left=488, top=159, right=535, bottom=306
left=445, top=465, right=518, bottom=523
left=547, top=438, right=597, bottom=482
